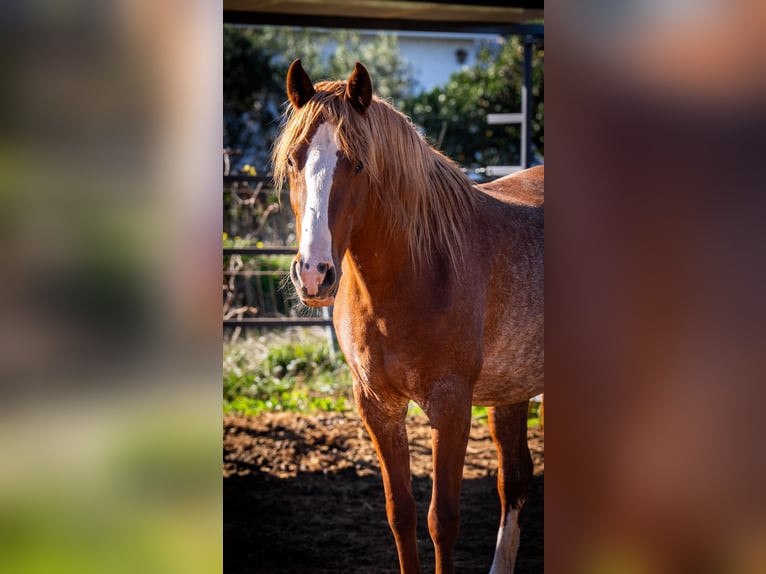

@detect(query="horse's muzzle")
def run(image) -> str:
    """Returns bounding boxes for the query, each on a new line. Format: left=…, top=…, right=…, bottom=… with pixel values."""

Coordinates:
left=290, top=256, right=338, bottom=306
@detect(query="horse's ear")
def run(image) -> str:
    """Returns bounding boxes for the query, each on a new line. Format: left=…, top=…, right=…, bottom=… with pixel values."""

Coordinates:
left=286, top=58, right=315, bottom=109
left=346, top=62, right=373, bottom=115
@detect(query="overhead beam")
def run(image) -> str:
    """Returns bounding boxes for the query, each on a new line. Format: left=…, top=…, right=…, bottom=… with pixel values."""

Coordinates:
left=223, top=10, right=543, bottom=37
left=393, top=0, right=542, bottom=7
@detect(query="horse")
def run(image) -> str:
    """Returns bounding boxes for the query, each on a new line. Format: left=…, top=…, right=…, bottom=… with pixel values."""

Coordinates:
left=273, top=59, right=543, bottom=574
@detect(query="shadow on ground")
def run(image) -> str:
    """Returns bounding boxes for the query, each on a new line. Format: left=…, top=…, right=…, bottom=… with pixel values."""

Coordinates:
left=224, top=412, right=543, bottom=573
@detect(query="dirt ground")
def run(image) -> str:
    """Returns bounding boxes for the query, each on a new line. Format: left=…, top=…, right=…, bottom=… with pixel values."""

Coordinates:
left=224, top=411, right=543, bottom=573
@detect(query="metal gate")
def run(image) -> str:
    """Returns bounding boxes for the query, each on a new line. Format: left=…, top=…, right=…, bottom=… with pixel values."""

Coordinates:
left=222, top=173, right=334, bottom=333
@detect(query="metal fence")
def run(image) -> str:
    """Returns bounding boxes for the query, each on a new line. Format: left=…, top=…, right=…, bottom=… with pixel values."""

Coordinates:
left=222, top=174, right=334, bottom=334
left=221, top=162, right=504, bottom=335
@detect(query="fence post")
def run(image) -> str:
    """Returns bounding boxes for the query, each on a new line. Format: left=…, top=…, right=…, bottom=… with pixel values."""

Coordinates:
left=322, top=306, right=338, bottom=360
left=522, top=35, right=534, bottom=168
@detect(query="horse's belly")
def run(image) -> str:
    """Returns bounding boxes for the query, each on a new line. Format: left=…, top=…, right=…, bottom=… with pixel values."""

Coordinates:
left=472, top=347, right=543, bottom=406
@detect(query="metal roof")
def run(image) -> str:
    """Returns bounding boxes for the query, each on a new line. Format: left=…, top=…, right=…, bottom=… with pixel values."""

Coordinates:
left=223, top=0, right=543, bottom=35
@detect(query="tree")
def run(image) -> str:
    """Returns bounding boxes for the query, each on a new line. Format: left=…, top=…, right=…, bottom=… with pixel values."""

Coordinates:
left=223, top=26, right=416, bottom=173
left=326, top=31, right=417, bottom=104
left=223, top=26, right=282, bottom=170
left=401, top=36, right=544, bottom=171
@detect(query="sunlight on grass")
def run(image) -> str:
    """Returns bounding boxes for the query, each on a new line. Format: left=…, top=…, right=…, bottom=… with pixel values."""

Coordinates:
left=224, top=330, right=543, bottom=424
left=223, top=329, right=352, bottom=415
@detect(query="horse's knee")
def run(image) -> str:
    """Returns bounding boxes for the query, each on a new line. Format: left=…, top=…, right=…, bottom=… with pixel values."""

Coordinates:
left=428, top=501, right=460, bottom=547
left=387, top=491, right=417, bottom=535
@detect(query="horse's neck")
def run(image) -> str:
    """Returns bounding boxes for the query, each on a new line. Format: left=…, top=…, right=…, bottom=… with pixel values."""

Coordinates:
left=344, top=210, right=417, bottom=303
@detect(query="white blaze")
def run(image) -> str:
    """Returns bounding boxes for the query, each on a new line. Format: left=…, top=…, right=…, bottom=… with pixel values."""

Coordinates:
left=299, top=122, right=339, bottom=295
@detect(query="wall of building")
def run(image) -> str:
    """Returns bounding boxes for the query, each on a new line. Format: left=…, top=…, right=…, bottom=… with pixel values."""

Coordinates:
left=322, top=30, right=503, bottom=94
left=393, top=32, right=500, bottom=93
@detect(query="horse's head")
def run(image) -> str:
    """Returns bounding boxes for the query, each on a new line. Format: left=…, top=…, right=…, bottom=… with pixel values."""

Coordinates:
left=276, top=59, right=374, bottom=307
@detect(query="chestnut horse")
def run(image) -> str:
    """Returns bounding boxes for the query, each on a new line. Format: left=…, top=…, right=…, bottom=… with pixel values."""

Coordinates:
left=274, top=59, right=543, bottom=574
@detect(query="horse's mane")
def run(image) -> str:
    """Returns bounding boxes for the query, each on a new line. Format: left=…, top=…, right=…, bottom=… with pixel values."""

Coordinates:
left=273, top=80, right=480, bottom=270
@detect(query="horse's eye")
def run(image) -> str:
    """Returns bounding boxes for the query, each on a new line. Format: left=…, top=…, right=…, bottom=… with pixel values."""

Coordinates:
left=286, top=157, right=294, bottom=169
left=353, top=162, right=364, bottom=174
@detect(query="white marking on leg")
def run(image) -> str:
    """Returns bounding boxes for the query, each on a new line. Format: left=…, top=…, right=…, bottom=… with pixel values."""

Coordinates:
left=299, top=122, right=339, bottom=295
left=489, top=505, right=522, bottom=574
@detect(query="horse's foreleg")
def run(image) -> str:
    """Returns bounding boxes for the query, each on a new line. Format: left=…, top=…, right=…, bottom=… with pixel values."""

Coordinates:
left=424, top=384, right=472, bottom=574
left=355, top=388, right=420, bottom=574
left=487, top=402, right=533, bottom=574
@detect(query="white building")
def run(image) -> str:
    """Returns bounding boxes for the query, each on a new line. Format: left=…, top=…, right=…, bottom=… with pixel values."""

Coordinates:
left=321, top=30, right=503, bottom=94
left=366, top=30, right=500, bottom=94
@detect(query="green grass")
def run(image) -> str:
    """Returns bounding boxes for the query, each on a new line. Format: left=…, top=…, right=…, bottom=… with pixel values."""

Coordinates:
left=223, top=332, right=542, bottom=426
left=223, top=333, right=353, bottom=416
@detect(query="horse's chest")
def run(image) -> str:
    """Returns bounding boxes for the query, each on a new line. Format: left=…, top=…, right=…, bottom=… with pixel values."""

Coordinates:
left=337, top=323, right=415, bottom=389
left=336, top=308, right=483, bottom=403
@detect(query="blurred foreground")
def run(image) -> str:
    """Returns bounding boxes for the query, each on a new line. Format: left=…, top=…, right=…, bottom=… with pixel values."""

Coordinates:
left=1, top=1, right=766, bottom=573
left=0, top=2, right=221, bottom=573
left=548, top=0, right=766, bottom=572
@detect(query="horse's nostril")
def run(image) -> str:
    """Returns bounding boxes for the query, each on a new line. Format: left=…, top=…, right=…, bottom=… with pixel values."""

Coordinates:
left=322, top=265, right=336, bottom=289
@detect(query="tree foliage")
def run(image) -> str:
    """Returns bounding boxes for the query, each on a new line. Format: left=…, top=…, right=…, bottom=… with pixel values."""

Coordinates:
left=223, top=26, right=282, bottom=170
left=224, top=26, right=543, bottom=174
left=325, top=31, right=416, bottom=103
left=401, top=36, right=544, bottom=170
left=223, top=26, right=415, bottom=172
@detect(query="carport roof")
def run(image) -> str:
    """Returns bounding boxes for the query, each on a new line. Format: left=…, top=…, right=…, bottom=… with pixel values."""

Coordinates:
left=223, top=0, right=543, bottom=35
